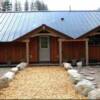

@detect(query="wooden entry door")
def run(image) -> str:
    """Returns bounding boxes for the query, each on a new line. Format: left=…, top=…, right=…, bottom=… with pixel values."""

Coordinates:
left=39, top=36, right=50, bottom=62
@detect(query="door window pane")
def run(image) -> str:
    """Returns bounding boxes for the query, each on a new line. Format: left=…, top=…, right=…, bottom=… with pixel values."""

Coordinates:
left=41, top=37, right=48, bottom=48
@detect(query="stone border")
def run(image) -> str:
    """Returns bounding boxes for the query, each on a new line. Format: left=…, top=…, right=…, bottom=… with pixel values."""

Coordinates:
left=63, top=62, right=100, bottom=99
left=0, top=62, right=28, bottom=90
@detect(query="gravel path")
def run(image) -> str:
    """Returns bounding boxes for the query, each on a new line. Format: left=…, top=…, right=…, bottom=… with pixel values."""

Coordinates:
left=0, top=66, right=86, bottom=99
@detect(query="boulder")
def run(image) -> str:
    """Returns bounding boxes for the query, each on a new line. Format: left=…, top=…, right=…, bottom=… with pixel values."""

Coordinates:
left=2, top=71, right=15, bottom=81
left=80, top=72, right=84, bottom=74
left=11, top=67, right=19, bottom=74
left=88, top=88, right=100, bottom=99
left=85, top=76, right=95, bottom=81
left=68, top=69, right=83, bottom=84
left=0, top=77, right=9, bottom=89
left=16, top=62, right=28, bottom=70
left=63, top=63, right=73, bottom=70
left=92, top=82, right=98, bottom=88
left=77, top=61, right=82, bottom=72
left=89, top=71, right=95, bottom=74
left=77, top=61, right=82, bottom=67
left=68, top=69, right=78, bottom=74
left=75, top=79, right=95, bottom=96
left=83, top=74, right=90, bottom=76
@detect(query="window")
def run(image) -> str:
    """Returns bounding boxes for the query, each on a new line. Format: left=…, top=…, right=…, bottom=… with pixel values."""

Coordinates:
left=40, top=37, right=49, bottom=48
left=89, top=35, right=100, bottom=45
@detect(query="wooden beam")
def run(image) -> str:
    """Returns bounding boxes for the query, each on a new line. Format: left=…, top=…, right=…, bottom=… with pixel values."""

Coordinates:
left=59, top=39, right=62, bottom=65
left=58, top=38, right=87, bottom=42
left=21, top=39, right=30, bottom=43
left=30, top=33, right=59, bottom=37
left=85, top=39, right=89, bottom=65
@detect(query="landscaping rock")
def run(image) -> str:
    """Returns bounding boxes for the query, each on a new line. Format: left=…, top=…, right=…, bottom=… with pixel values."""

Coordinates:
left=2, top=71, right=15, bottom=81
left=77, top=61, right=82, bottom=72
left=0, top=77, right=9, bottom=89
left=93, top=82, right=97, bottom=85
left=68, top=69, right=83, bottom=84
left=88, top=88, right=100, bottom=99
left=85, top=76, right=95, bottom=81
left=77, top=61, right=82, bottom=66
left=68, top=69, right=78, bottom=73
left=89, top=71, right=95, bottom=74
left=11, top=67, right=19, bottom=74
left=92, top=82, right=98, bottom=88
left=75, top=79, right=95, bottom=96
left=80, top=72, right=84, bottom=74
left=63, top=63, right=73, bottom=70
left=83, top=74, right=90, bottom=76
left=16, top=62, right=28, bottom=70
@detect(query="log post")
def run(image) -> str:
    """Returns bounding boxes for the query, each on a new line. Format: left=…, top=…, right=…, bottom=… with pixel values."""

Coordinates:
left=59, top=39, right=62, bottom=65
left=25, top=40, right=30, bottom=64
left=85, top=39, right=89, bottom=65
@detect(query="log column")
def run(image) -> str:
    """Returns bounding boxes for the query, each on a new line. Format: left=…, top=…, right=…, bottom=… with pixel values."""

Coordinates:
left=85, top=39, right=89, bottom=65
left=59, top=39, right=62, bottom=65
left=25, top=40, right=30, bottom=64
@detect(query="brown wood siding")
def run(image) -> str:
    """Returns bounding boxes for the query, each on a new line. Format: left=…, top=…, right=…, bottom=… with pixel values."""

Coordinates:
left=89, top=45, right=100, bottom=62
left=62, top=41, right=85, bottom=62
left=29, top=37, right=38, bottom=63
left=0, top=43, right=26, bottom=64
left=0, top=45, right=7, bottom=63
left=50, top=37, right=59, bottom=63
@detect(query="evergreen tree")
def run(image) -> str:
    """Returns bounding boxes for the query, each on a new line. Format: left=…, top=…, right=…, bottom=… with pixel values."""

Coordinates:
left=0, top=0, right=3, bottom=11
left=34, top=0, right=48, bottom=10
left=18, top=2, right=22, bottom=11
left=15, top=0, right=22, bottom=11
left=15, top=0, right=18, bottom=11
left=24, top=0, right=29, bottom=11
left=2, top=0, right=12, bottom=11
left=30, top=2, right=34, bottom=11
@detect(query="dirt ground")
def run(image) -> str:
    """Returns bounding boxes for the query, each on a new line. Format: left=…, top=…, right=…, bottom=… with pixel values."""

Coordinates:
left=0, top=66, right=86, bottom=99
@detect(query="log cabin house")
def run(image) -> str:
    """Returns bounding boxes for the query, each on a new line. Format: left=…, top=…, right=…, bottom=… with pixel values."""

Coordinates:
left=0, top=11, right=100, bottom=66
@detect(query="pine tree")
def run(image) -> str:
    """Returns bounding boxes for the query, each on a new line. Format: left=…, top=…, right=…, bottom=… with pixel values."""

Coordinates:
left=2, top=0, right=12, bottom=11
left=15, top=0, right=22, bottom=11
left=18, top=2, right=22, bottom=11
left=15, top=0, right=18, bottom=11
left=34, top=0, right=48, bottom=11
left=30, top=2, right=34, bottom=11
left=24, top=0, right=29, bottom=11
left=0, top=0, right=3, bottom=11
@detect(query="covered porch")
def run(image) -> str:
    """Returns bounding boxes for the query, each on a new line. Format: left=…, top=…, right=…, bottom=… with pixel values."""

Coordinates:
left=21, top=25, right=89, bottom=66
left=16, top=24, right=70, bottom=65
left=21, top=38, right=89, bottom=66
